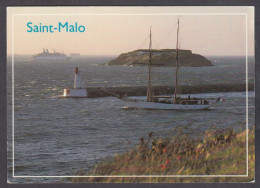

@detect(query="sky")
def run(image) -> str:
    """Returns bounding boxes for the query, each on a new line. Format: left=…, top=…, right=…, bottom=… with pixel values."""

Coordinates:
left=7, top=6, right=254, bottom=56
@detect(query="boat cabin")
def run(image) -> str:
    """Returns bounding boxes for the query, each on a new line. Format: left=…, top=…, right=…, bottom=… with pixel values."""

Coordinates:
left=150, top=96, right=209, bottom=105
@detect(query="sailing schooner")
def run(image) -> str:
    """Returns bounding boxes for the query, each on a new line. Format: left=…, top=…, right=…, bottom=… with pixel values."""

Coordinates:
left=123, top=19, right=213, bottom=110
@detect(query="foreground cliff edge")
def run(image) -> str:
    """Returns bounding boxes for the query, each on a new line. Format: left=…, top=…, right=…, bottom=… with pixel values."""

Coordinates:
left=106, top=49, right=212, bottom=67
left=70, top=127, right=254, bottom=183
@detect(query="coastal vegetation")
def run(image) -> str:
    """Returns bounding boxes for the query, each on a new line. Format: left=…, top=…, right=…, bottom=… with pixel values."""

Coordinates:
left=71, top=126, right=254, bottom=183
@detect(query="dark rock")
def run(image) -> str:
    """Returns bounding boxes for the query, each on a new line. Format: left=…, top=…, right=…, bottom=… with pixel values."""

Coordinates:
left=106, top=49, right=212, bottom=67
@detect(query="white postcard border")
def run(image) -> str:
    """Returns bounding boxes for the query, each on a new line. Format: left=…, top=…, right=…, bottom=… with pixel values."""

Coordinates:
left=11, top=12, right=249, bottom=178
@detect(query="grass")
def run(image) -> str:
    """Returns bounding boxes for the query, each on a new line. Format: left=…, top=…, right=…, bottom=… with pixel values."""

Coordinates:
left=70, top=127, right=255, bottom=183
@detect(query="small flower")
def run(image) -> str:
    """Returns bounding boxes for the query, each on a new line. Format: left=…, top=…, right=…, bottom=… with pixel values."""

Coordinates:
left=177, top=156, right=182, bottom=160
left=166, top=160, right=170, bottom=164
left=161, top=164, right=167, bottom=169
left=195, top=149, right=200, bottom=153
left=163, top=148, right=167, bottom=153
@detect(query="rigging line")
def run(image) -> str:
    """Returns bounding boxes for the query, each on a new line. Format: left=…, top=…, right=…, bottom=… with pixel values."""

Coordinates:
left=152, top=35, right=160, bottom=50
left=137, top=34, right=150, bottom=50
left=157, top=22, right=178, bottom=48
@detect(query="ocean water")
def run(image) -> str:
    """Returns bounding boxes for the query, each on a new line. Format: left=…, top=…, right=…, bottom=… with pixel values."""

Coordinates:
left=7, top=55, right=255, bottom=183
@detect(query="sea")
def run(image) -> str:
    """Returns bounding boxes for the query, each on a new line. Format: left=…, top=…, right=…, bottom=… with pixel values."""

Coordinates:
left=7, top=55, right=255, bottom=183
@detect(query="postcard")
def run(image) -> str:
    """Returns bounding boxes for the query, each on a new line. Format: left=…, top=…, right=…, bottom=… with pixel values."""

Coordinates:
left=7, top=6, right=255, bottom=183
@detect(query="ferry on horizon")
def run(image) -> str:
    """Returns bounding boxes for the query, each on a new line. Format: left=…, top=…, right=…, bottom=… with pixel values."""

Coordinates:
left=31, top=48, right=71, bottom=62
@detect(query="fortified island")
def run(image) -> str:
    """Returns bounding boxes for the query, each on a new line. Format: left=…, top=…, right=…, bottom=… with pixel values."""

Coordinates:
left=106, top=49, right=212, bottom=67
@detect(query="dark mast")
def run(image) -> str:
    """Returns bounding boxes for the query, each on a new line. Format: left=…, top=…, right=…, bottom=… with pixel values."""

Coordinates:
left=147, top=26, right=152, bottom=102
left=174, top=19, right=180, bottom=103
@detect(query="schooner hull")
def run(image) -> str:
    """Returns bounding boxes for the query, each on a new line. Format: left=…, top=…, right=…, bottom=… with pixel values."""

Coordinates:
left=124, top=101, right=211, bottom=110
left=122, top=20, right=215, bottom=111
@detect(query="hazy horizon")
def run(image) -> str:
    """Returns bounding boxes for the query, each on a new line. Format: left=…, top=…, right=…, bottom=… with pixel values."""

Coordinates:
left=7, top=53, right=255, bottom=58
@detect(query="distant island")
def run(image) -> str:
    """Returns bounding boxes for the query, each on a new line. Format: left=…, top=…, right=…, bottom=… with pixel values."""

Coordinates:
left=106, top=49, right=212, bottom=67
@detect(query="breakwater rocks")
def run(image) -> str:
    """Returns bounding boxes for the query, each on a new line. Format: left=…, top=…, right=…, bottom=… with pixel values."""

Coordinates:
left=106, top=49, right=212, bottom=67
left=86, top=83, right=254, bottom=98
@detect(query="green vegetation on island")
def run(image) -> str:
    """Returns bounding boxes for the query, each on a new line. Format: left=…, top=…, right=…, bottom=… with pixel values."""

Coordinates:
left=106, top=49, right=212, bottom=67
left=71, top=127, right=254, bottom=183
